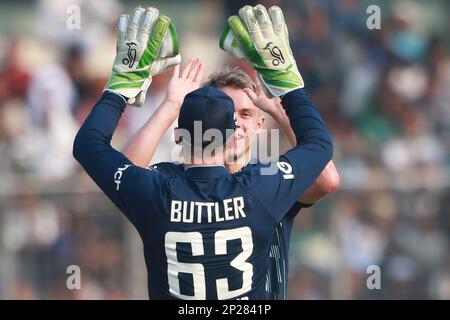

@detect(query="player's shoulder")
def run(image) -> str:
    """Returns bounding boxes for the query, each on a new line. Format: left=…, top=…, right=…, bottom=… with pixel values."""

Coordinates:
left=231, top=160, right=270, bottom=187
left=146, top=161, right=184, bottom=177
left=237, top=158, right=287, bottom=177
left=238, top=159, right=265, bottom=173
left=233, top=161, right=258, bottom=177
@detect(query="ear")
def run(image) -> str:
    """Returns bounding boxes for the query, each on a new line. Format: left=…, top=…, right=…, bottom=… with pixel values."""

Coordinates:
left=255, top=115, right=265, bottom=134
left=174, top=127, right=182, bottom=144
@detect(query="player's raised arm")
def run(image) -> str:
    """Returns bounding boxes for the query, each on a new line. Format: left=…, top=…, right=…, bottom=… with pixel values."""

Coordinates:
left=73, top=7, right=180, bottom=225
left=123, top=58, right=204, bottom=167
left=243, top=79, right=340, bottom=205
left=221, top=5, right=333, bottom=221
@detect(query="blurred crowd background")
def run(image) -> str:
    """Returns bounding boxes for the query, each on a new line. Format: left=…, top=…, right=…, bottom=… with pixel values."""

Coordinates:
left=0, top=0, right=449, bottom=299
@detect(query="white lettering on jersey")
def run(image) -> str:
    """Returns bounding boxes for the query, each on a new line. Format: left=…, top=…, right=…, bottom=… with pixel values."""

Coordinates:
left=170, top=201, right=182, bottom=222
left=114, top=164, right=131, bottom=190
left=276, top=162, right=294, bottom=180
left=169, top=197, right=246, bottom=224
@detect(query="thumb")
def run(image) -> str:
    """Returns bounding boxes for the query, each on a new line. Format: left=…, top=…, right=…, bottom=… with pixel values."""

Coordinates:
left=158, top=54, right=182, bottom=74
left=165, top=54, right=182, bottom=69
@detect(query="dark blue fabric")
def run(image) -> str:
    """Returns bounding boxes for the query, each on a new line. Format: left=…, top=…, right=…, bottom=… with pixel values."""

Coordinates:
left=73, top=88, right=333, bottom=300
left=178, top=86, right=237, bottom=146
left=151, top=162, right=306, bottom=300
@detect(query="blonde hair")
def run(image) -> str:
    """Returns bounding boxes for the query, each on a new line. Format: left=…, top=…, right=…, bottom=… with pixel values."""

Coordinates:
left=204, top=67, right=256, bottom=90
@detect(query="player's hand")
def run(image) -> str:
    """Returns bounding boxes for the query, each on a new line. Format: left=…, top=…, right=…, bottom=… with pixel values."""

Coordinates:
left=105, top=7, right=181, bottom=107
left=165, top=58, right=204, bottom=107
left=220, top=5, right=304, bottom=98
left=243, top=77, right=281, bottom=116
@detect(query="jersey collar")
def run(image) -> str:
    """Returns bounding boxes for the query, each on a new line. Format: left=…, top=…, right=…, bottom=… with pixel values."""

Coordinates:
left=183, top=165, right=229, bottom=178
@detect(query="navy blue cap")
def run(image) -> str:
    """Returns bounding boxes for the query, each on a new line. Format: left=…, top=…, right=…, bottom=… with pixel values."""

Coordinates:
left=178, top=86, right=237, bottom=148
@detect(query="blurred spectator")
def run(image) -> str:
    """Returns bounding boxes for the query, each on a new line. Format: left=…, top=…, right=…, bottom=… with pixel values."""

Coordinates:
left=35, top=0, right=122, bottom=49
left=17, top=45, right=83, bottom=180
left=0, top=0, right=449, bottom=299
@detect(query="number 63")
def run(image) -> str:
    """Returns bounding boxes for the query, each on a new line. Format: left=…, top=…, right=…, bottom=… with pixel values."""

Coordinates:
left=165, top=227, right=253, bottom=300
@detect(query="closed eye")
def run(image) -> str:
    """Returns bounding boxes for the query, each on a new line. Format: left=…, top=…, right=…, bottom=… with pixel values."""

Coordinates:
left=239, top=111, right=253, bottom=118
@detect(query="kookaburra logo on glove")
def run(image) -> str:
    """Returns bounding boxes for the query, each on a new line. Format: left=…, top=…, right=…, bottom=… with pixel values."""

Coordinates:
left=220, top=5, right=305, bottom=97
left=123, top=42, right=137, bottom=68
left=263, top=42, right=285, bottom=66
left=104, top=7, right=181, bottom=107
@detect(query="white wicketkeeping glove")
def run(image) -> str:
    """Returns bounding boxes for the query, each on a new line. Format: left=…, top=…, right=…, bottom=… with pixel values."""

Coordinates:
left=105, top=7, right=181, bottom=107
left=220, top=5, right=304, bottom=97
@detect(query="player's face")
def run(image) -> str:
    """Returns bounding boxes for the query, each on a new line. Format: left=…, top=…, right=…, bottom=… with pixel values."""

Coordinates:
left=221, top=87, right=265, bottom=160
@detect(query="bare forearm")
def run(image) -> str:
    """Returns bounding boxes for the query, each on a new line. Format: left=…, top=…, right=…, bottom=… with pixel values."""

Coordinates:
left=123, top=100, right=179, bottom=167
left=269, top=107, right=297, bottom=146
left=299, top=160, right=340, bottom=204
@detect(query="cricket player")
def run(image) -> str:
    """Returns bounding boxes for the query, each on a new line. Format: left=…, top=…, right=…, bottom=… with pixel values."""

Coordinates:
left=122, top=10, right=340, bottom=299
left=73, top=5, right=333, bottom=299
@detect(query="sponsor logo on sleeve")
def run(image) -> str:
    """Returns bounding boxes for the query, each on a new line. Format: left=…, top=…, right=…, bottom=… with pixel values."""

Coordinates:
left=114, top=164, right=131, bottom=190
left=276, top=162, right=294, bottom=180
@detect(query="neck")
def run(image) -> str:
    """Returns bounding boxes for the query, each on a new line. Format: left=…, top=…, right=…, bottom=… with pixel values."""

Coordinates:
left=226, top=151, right=251, bottom=174
left=184, top=156, right=225, bottom=167
left=184, top=162, right=225, bottom=168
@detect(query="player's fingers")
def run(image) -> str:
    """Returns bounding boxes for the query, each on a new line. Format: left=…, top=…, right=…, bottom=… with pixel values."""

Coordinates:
left=127, top=7, right=145, bottom=42
left=269, top=6, right=288, bottom=40
left=181, top=58, right=194, bottom=78
left=228, top=16, right=257, bottom=58
left=193, top=61, right=204, bottom=83
left=239, top=5, right=265, bottom=49
left=243, top=87, right=257, bottom=103
left=187, top=58, right=200, bottom=79
left=138, top=7, right=159, bottom=45
left=146, top=15, right=170, bottom=57
left=254, top=5, right=276, bottom=39
left=254, top=76, right=263, bottom=94
left=117, top=14, right=129, bottom=47
left=239, top=6, right=257, bottom=33
left=274, top=96, right=281, bottom=105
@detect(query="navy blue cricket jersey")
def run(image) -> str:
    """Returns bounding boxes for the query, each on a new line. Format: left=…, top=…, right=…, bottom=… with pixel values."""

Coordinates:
left=266, top=201, right=310, bottom=299
left=73, top=88, right=333, bottom=300
left=154, top=161, right=307, bottom=300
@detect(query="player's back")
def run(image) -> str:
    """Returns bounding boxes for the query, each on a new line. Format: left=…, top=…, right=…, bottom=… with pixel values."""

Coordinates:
left=139, top=163, right=279, bottom=300
left=73, top=88, right=334, bottom=300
